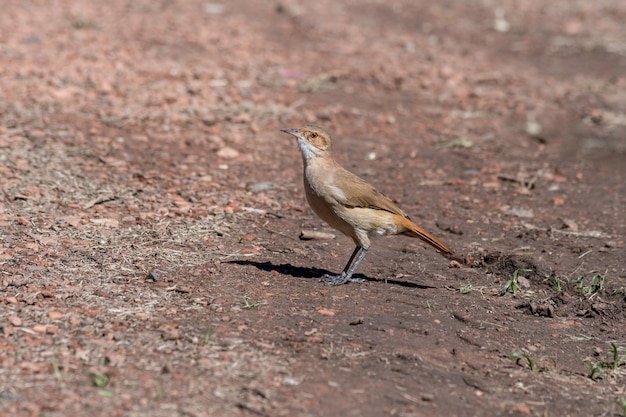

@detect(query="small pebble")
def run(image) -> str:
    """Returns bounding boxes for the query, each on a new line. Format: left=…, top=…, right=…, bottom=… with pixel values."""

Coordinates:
left=516, top=275, right=531, bottom=289
left=247, top=182, right=275, bottom=193
left=216, top=146, right=239, bottom=159
left=9, top=316, right=22, bottom=326
left=282, top=377, right=300, bottom=386
left=421, top=393, right=435, bottom=402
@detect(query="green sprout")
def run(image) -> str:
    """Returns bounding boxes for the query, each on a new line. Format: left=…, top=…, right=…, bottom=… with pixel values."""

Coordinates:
left=511, top=352, right=555, bottom=372
left=459, top=282, right=473, bottom=294
left=585, top=274, right=605, bottom=296
left=589, top=342, right=626, bottom=380
left=573, top=276, right=585, bottom=291
left=547, top=276, right=563, bottom=292
left=87, top=369, right=109, bottom=387
left=242, top=296, right=261, bottom=309
left=498, top=268, right=532, bottom=296
left=51, top=361, right=65, bottom=388
left=202, top=328, right=212, bottom=345
left=85, top=357, right=112, bottom=397
left=511, top=352, right=537, bottom=372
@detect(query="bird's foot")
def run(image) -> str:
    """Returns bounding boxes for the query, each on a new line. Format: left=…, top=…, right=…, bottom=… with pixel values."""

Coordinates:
left=322, top=273, right=366, bottom=286
left=322, top=273, right=347, bottom=285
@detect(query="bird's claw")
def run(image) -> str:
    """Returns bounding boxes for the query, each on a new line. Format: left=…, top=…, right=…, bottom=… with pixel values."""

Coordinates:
left=323, top=273, right=348, bottom=285
left=322, top=273, right=366, bottom=286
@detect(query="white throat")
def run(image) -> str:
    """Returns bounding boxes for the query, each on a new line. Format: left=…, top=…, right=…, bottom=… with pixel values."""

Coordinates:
left=297, top=138, right=317, bottom=163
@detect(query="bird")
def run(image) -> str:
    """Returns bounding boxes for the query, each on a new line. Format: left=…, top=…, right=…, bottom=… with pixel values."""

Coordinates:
left=280, top=125, right=454, bottom=285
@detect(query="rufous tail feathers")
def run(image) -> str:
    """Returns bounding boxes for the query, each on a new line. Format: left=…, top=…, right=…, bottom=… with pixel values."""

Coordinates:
left=394, top=215, right=454, bottom=256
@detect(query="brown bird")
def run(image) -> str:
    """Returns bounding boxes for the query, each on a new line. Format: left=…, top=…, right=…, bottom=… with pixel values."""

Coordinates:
left=281, top=125, right=454, bottom=285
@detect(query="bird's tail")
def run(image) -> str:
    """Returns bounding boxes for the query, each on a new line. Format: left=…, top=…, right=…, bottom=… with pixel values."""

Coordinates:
left=394, top=215, right=455, bottom=256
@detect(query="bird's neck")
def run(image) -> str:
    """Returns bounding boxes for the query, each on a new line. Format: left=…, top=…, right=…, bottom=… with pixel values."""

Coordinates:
left=298, top=141, right=333, bottom=168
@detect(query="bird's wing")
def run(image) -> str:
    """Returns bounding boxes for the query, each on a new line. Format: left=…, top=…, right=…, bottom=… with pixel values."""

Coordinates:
left=333, top=167, right=408, bottom=217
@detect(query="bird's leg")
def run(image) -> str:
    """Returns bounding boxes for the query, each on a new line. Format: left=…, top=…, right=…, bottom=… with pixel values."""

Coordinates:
left=323, top=246, right=369, bottom=285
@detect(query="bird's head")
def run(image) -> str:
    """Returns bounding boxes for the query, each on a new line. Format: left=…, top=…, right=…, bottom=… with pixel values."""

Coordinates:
left=280, top=125, right=332, bottom=160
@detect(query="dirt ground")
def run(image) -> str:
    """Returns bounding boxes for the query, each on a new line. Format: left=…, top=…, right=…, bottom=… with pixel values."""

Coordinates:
left=1, top=1, right=625, bottom=416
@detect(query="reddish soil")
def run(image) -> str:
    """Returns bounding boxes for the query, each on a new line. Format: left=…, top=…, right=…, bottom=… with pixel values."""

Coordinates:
left=1, top=1, right=625, bottom=416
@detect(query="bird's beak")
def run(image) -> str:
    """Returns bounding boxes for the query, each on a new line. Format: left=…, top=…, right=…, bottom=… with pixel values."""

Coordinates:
left=280, top=128, right=299, bottom=137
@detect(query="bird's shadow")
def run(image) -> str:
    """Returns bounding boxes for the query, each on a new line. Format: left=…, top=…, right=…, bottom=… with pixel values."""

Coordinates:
left=226, top=260, right=434, bottom=289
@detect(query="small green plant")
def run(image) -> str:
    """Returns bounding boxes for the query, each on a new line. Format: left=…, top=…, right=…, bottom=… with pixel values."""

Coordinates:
left=547, top=276, right=563, bottom=292
left=498, top=268, right=532, bottom=296
left=607, top=343, right=626, bottom=370
left=589, top=342, right=626, bottom=380
left=511, top=352, right=537, bottom=371
left=575, top=273, right=607, bottom=297
left=574, top=275, right=585, bottom=291
left=585, top=274, right=605, bottom=296
left=589, top=362, right=603, bottom=380
left=510, top=352, right=555, bottom=372
left=86, top=357, right=111, bottom=396
left=459, top=282, right=473, bottom=294
left=87, top=369, right=109, bottom=387
left=426, top=299, right=433, bottom=313
left=614, top=287, right=625, bottom=296
left=242, top=296, right=260, bottom=309
left=202, top=328, right=212, bottom=345
left=51, top=361, right=65, bottom=388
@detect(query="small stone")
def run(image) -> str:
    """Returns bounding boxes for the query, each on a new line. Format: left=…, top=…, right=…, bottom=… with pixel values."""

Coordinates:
left=516, top=275, right=531, bottom=289
left=33, top=324, right=47, bottom=333
left=17, top=217, right=31, bottom=226
left=231, top=113, right=251, bottom=124
left=90, top=218, right=120, bottom=228
left=530, top=301, right=555, bottom=318
left=9, top=316, right=22, bottom=326
left=316, top=308, right=335, bottom=316
left=57, top=216, right=82, bottom=228
left=421, top=393, right=435, bottom=402
left=48, top=311, right=63, bottom=319
left=240, top=234, right=255, bottom=242
left=501, top=206, right=534, bottom=218
left=247, top=182, right=275, bottom=193
left=561, top=218, right=578, bottom=231
left=162, top=328, right=181, bottom=341
left=282, top=377, right=301, bottom=386
left=216, top=147, right=239, bottom=159
left=589, top=109, right=603, bottom=124
left=510, top=405, right=531, bottom=414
